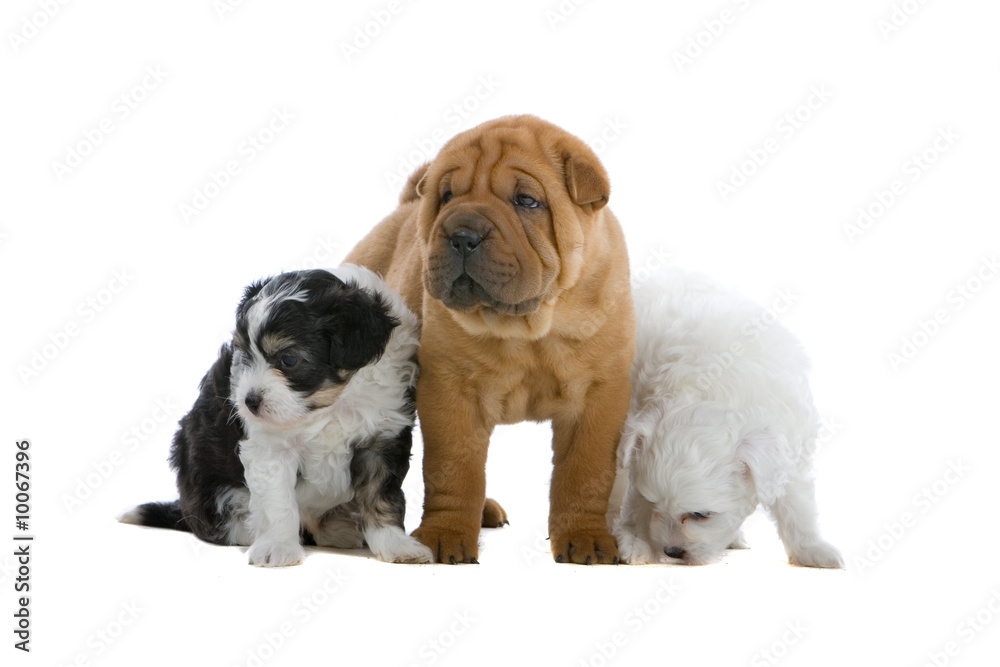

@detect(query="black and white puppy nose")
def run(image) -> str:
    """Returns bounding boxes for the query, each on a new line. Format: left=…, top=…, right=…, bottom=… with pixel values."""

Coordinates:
left=449, top=228, right=483, bottom=255
left=665, top=546, right=685, bottom=559
left=244, top=390, right=263, bottom=415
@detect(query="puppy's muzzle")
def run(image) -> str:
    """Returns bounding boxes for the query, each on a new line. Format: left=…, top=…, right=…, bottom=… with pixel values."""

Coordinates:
left=244, top=390, right=263, bottom=415
left=444, top=212, right=492, bottom=258
left=665, top=546, right=686, bottom=560
left=448, top=227, right=484, bottom=257
left=428, top=210, right=540, bottom=315
left=436, top=213, right=499, bottom=309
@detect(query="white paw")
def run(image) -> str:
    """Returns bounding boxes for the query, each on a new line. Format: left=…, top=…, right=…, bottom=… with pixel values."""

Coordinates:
left=374, top=535, right=434, bottom=564
left=728, top=530, right=750, bottom=550
left=616, top=531, right=658, bottom=565
left=247, top=540, right=305, bottom=567
left=380, top=538, right=434, bottom=564
left=365, top=526, right=434, bottom=564
left=788, top=541, right=843, bottom=569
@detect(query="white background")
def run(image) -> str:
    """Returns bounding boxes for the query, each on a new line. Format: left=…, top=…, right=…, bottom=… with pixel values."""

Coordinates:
left=3, top=1, right=999, bottom=665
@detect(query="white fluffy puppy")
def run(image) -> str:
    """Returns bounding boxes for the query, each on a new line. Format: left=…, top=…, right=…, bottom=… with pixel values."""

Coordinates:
left=611, top=268, right=842, bottom=568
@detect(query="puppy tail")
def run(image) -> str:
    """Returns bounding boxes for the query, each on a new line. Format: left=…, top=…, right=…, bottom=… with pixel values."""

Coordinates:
left=118, top=501, right=192, bottom=533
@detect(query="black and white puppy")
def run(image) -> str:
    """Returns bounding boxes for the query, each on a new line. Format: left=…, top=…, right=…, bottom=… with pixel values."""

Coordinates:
left=120, top=265, right=433, bottom=566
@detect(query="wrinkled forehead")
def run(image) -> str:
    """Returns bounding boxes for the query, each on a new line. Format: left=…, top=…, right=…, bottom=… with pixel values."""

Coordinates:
left=435, top=126, right=559, bottom=195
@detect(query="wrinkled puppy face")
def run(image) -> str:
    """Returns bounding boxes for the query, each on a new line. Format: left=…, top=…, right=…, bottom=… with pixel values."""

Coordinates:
left=627, top=414, right=759, bottom=565
left=229, top=269, right=398, bottom=429
left=416, top=115, right=610, bottom=335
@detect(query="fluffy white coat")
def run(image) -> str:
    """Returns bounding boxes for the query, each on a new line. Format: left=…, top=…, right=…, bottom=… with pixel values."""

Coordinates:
left=610, top=268, right=842, bottom=568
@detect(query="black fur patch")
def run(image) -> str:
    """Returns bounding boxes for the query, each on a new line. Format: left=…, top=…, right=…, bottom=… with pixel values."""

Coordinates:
left=234, top=270, right=399, bottom=391
left=167, top=343, right=246, bottom=544
left=124, top=269, right=417, bottom=556
left=129, top=500, right=189, bottom=532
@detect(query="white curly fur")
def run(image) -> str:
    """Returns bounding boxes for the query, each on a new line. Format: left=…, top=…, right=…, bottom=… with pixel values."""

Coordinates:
left=610, top=268, right=842, bottom=568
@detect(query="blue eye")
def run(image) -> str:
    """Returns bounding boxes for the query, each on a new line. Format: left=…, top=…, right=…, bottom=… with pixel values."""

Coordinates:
left=514, top=194, right=540, bottom=208
left=280, top=355, right=298, bottom=368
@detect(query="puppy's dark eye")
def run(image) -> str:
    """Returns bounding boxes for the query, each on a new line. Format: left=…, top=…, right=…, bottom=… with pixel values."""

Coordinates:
left=280, top=355, right=298, bottom=369
left=683, top=512, right=713, bottom=522
left=441, top=191, right=453, bottom=205
left=514, top=194, right=540, bottom=208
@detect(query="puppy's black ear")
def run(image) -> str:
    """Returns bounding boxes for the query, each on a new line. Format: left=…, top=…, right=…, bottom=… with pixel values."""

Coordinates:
left=328, top=285, right=399, bottom=371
